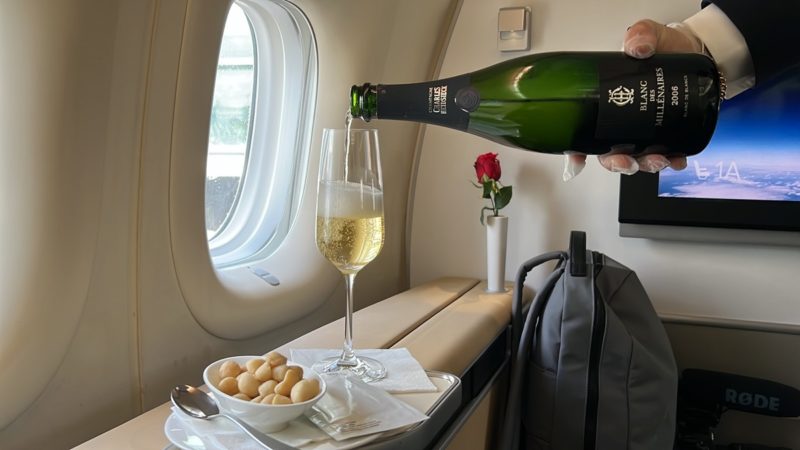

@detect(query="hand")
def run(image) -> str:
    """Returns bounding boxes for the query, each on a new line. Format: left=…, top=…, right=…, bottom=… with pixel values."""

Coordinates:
left=563, top=19, right=705, bottom=181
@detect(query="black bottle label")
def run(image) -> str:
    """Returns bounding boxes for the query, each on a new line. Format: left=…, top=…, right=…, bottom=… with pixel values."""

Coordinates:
left=596, top=58, right=699, bottom=142
left=377, top=75, right=472, bottom=129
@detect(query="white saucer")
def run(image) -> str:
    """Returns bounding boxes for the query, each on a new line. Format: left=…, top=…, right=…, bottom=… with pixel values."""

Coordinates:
left=164, top=413, right=250, bottom=450
left=164, top=413, right=210, bottom=450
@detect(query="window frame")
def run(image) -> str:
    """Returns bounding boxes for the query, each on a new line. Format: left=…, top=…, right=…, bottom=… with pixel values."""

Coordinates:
left=168, top=0, right=335, bottom=340
left=208, top=0, right=318, bottom=268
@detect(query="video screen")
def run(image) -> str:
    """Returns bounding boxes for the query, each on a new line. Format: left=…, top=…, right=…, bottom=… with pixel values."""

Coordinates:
left=658, top=69, right=800, bottom=202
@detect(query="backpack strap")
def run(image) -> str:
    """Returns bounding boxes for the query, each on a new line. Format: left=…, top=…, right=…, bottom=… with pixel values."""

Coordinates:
left=511, top=251, right=568, bottom=353
left=501, top=252, right=567, bottom=450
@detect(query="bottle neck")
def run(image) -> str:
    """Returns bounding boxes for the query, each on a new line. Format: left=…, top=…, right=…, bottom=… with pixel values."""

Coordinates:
left=350, top=83, right=377, bottom=121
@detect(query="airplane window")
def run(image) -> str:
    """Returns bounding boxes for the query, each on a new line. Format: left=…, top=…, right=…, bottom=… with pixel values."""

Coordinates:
left=206, top=3, right=253, bottom=240
left=205, top=0, right=317, bottom=268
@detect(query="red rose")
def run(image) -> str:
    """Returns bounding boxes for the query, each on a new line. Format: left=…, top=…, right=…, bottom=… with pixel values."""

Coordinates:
left=472, top=152, right=512, bottom=224
left=474, top=152, right=501, bottom=182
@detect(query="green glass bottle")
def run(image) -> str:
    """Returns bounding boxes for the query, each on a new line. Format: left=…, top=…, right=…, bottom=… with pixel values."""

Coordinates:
left=351, top=52, right=723, bottom=156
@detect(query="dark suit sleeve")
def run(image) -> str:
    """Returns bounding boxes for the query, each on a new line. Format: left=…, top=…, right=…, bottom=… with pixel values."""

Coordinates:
left=702, top=0, right=800, bottom=84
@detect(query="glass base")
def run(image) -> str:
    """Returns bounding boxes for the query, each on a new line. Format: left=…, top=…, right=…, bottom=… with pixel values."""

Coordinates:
left=312, top=355, right=387, bottom=383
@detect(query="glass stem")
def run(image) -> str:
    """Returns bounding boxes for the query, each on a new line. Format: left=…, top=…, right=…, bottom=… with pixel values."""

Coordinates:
left=340, top=272, right=357, bottom=365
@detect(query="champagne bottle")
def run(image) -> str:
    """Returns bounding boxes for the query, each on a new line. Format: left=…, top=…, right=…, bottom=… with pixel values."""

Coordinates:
left=351, top=52, right=724, bottom=156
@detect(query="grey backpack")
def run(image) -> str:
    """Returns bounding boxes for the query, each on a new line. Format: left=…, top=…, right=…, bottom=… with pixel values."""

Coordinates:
left=501, top=231, right=678, bottom=450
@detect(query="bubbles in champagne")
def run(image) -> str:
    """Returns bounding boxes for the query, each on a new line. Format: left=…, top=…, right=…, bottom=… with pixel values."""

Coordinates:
left=316, top=180, right=384, bottom=274
left=316, top=215, right=384, bottom=274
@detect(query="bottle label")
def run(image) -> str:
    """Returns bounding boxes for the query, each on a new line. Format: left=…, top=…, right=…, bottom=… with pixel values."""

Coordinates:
left=377, top=75, right=472, bottom=129
left=596, top=58, right=699, bottom=141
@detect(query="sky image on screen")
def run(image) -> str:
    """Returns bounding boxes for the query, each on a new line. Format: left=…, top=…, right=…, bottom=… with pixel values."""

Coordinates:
left=658, top=69, right=800, bottom=202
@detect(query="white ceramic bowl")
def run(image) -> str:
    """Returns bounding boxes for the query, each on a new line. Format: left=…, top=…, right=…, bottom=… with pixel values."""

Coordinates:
left=203, top=355, right=325, bottom=432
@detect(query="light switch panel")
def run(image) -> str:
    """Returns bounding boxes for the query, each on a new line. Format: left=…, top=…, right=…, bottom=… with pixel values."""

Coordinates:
left=497, top=7, right=530, bottom=52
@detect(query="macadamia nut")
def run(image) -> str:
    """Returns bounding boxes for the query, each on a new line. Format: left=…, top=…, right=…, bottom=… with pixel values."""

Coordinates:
left=274, top=368, right=302, bottom=397
left=272, top=364, right=289, bottom=382
left=290, top=378, right=320, bottom=403
left=286, top=365, right=303, bottom=379
left=218, top=376, right=239, bottom=396
left=258, top=379, right=278, bottom=397
left=245, top=358, right=266, bottom=374
left=219, top=360, right=242, bottom=379
left=271, top=394, right=292, bottom=405
left=237, top=372, right=260, bottom=398
left=254, top=362, right=272, bottom=382
left=264, top=351, right=287, bottom=368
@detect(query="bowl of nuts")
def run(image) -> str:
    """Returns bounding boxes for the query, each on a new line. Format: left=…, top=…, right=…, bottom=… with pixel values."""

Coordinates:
left=203, top=351, right=325, bottom=432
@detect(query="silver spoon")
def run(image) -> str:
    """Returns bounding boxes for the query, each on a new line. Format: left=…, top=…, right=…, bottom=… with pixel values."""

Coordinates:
left=170, top=385, right=295, bottom=450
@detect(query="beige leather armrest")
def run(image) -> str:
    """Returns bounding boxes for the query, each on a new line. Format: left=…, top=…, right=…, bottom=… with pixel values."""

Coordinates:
left=393, top=282, right=512, bottom=376
left=275, top=277, right=479, bottom=353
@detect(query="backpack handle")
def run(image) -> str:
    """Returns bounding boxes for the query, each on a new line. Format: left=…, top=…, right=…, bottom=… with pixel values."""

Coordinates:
left=511, top=251, right=568, bottom=352
left=502, top=255, right=566, bottom=450
left=569, top=230, right=587, bottom=277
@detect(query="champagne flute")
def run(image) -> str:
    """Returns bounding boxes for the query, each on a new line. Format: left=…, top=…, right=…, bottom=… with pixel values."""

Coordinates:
left=314, top=128, right=386, bottom=382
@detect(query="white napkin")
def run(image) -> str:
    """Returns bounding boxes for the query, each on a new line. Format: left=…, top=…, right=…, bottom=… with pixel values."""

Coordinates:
left=168, top=407, right=383, bottom=450
left=289, top=348, right=437, bottom=393
left=308, top=373, right=429, bottom=442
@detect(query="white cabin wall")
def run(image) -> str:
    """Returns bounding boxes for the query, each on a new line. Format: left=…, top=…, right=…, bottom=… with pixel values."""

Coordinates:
left=305, top=0, right=459, bottom=308
left=410, top=0, right=800, bottom=326
left=0, top=0, right=455, bottom=448
left=0, top=0, right=141, bottom=448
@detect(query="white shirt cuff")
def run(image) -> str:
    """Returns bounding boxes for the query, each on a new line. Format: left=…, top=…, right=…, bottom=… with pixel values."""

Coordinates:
left=683, top=3, right=755, bottom=98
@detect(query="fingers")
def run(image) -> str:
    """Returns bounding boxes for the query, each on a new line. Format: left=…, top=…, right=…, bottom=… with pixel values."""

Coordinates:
left=635, top=154, right=688, bottom=173
left=562, top=153, right=586, bottom=181
left=624, top=19, right=660, bottom=58
left=601, top=153, right=688, bottom=174
left=637, top=154, right=671, bottom=173
left=667, top=156, right=688, bottom=171
left=624, top=19, right=704, bottom=58
left=565, top=152, right=688, bottom=179
left=598, top=153, right=639, bottom=175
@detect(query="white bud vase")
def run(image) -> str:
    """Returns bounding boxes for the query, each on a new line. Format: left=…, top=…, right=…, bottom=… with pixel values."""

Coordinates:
left=485, top=215, right=508, bottom=293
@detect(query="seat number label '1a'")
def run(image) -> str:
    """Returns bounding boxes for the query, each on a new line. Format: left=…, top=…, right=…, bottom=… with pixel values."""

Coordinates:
left=597, top=59, right=697, bottom=141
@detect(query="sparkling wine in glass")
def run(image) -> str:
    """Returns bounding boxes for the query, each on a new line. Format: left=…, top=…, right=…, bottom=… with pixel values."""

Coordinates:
left=314, top=127, right=386, bottom=382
